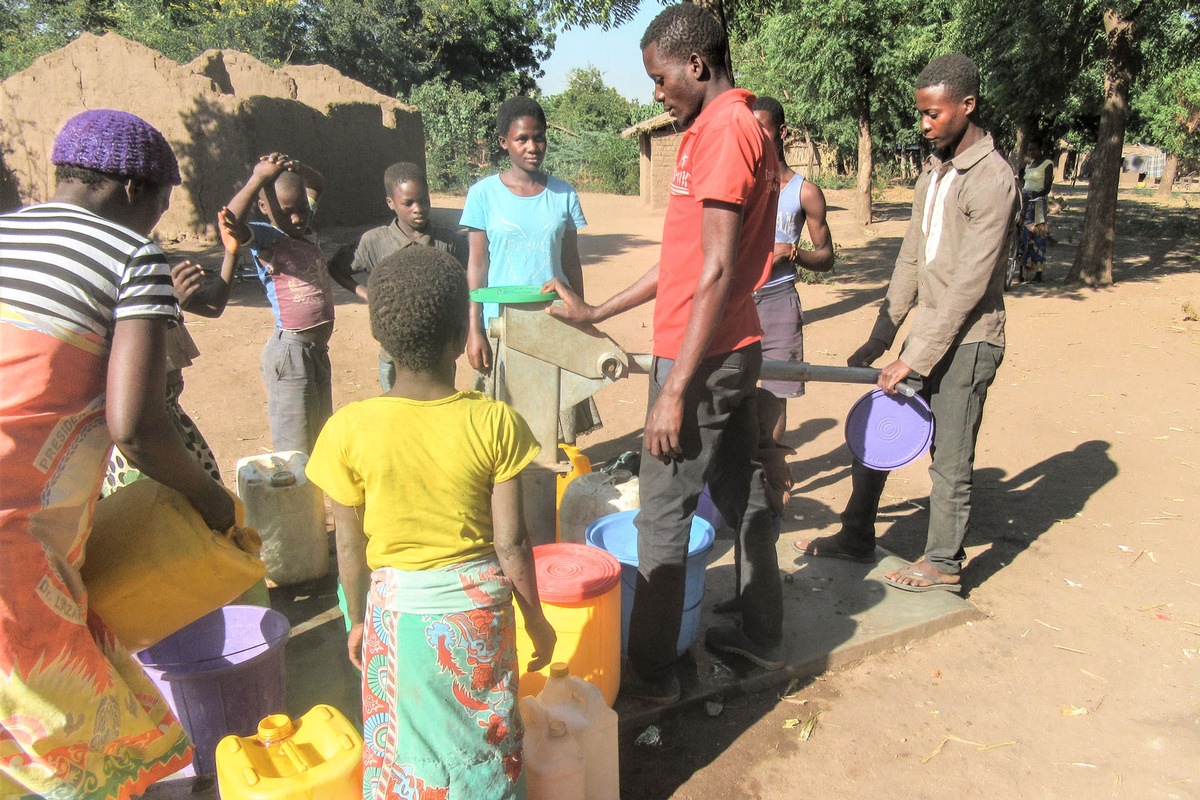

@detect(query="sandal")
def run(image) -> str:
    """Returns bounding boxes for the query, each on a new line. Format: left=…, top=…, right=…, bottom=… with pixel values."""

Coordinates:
left=792, top=535, right=875, bottom=564
left=882, top=562, right=962, bottom=593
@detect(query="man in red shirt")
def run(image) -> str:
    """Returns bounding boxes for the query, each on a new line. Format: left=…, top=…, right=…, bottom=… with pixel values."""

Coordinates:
left=544, top=2, right=783, bottom=703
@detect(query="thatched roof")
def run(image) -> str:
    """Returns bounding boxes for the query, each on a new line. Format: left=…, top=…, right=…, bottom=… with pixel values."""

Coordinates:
left=621, top=111, right=680, bottom=138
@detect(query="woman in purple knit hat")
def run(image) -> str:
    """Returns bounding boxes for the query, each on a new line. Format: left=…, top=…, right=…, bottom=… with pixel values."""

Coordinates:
left=0, top=109, right=234, bottom=797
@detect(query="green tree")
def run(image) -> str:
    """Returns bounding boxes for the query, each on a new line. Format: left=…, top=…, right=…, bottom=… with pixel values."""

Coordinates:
left=1134, top=63, right=1200, bottom=195
left=543, top=67, right=643, bottom=194
left=546, top=66, right=636, bottom=134
left=732, top=0, right=945, bottom=225
left=407, top=78, right=491, bottom=192
left=1064, top=2, right=1199, bottom=286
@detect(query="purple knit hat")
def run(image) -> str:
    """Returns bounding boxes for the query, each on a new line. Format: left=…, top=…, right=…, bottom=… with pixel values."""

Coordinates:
left=52, top=109, right=181, bottom=186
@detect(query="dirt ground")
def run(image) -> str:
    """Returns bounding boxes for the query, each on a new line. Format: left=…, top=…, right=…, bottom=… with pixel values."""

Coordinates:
left=174, top=184, right=1200, bottom=800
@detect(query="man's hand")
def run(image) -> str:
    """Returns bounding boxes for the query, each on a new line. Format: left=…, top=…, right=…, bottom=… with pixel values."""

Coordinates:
left=847, top=337, right=889, bottom=367
left=645, top=388, right=685, bottom=462
left=877, top=359, right=913, bottom=394
left=467, top=328, right=493, bottom=374
left=171, top=261, right=205, bottom=308
left=542, top=278, right=599, bottom=325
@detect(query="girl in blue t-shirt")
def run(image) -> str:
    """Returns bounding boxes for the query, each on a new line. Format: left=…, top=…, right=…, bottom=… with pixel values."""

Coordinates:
left=461, top=96, right=599, bottom=442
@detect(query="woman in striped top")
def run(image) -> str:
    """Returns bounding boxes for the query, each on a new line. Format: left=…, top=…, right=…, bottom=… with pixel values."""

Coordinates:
left=0, top=110, right=234, bottom=799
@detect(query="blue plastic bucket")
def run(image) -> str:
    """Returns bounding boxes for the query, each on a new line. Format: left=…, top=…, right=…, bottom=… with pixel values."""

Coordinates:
left=137, top=605, right=290, bottom=776
left=585, top=510, right=715, bottom=657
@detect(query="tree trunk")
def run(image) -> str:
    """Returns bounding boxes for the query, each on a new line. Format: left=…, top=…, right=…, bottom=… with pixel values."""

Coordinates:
left=1066, top=8, right=1136, bottom=287
left=1157, top=153, right=1178, bottom=198
left=856, top=103, right=873, bottom=226
left=1011, top=118, right=1032, bottom=171
left=690, top=0, right=735, bottom=78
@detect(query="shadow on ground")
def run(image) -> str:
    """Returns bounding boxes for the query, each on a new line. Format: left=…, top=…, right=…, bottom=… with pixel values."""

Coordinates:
left=860, top=440, right=1118, bottom=593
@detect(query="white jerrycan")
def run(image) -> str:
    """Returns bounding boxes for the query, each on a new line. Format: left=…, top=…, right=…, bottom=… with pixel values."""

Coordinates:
left=236, top=451, right=328, bottom=586
left=519, top=695, right=585, bottom=800
left=558, top=471, right=640, bottom=544
left=536, top=663, right=619, bottom=800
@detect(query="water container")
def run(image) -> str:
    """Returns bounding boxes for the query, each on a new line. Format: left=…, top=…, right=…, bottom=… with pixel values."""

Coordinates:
left=556, top=445, right=592, bottom=508
left=520, top=697, right=585, bottom=800
left=82, top=479, right=267, bottom=652
left=236, top=451, right=328, bottom=586
left=137, top=605, right=290, bottom=776
left=585, top=510, right=715, bottom=657
left=558, top=471, right=640, bottom=544
left=537, top=663, right=619, bottom=800
left=215, top=705, right=363, bottom=800
left=514, top=543, right=622, bottom=705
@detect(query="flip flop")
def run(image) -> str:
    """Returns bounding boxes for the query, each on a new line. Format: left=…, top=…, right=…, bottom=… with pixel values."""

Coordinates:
left=882, top=566, right=962, bottom=593
left=792, top=536, right=875, bottom=564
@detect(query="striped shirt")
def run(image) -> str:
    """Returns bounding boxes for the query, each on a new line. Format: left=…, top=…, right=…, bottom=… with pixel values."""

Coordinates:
left=0, top=203, right=177, bottom=350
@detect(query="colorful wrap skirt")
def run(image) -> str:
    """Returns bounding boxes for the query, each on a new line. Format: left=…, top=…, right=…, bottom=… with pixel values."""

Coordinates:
left=360, top=557, right=525, bottom=800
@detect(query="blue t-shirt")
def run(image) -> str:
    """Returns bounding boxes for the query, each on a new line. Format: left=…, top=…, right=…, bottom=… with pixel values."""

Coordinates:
left=459, top=174, right=587, bottom=323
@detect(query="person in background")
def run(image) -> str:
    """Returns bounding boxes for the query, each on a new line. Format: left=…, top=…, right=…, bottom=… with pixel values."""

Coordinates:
left=751, top=95, right=835, bottom=443
left=545, top=2, right=785, bottom=702
left=329, top=161, right=467, bottom=392
left=1018, top=142, right=1054, bottom=283
left=307, top=246, right=554, bottom=798
left=0, top=109, right=234, bottom=797
left=461, top=96, right=599, bottom=444
left=225, top=153, right=356, bottom=453
left=795, top=54, right=1015, bottom=593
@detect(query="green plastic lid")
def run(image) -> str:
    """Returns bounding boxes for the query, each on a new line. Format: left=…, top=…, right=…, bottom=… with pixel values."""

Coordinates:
left=469, top=286, right=559, bottom=304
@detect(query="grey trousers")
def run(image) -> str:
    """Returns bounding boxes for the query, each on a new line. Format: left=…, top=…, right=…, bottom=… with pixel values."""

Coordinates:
left=628, top=343, right=782, bottom=682
left=839, top=341, right=1004, bottom=574
left=261, top=330, right=333, bottom=454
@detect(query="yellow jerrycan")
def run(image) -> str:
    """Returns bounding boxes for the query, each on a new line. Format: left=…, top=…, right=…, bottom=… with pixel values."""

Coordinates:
left=215, top=704, right=363, bottom=800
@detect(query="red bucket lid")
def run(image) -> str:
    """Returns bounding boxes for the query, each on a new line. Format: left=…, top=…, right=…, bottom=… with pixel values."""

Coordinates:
left=532, top=543, right=621, bottom=603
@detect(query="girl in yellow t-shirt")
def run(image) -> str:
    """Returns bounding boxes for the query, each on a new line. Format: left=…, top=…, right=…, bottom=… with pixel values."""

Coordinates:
left=307, top=246, right=555, bottom=800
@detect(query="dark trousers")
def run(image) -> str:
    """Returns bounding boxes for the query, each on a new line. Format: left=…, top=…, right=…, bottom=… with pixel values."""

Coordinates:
left=839, top=341, right=1004, bottom=573
left=627, top=343, right=782, bottom=682
left=260, top=330, right=333, bottom=454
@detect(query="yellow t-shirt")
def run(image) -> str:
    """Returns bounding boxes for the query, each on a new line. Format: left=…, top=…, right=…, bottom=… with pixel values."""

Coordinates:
left=306, top=391, right=540, bottom=571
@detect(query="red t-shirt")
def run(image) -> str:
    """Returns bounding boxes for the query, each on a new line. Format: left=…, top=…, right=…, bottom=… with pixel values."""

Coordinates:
left=653, top=88, right=779, bottom=359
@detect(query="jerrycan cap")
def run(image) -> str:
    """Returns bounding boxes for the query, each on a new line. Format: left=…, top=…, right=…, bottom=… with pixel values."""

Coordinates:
left=549, top=662, right=570, bottom=679
left=257, top=714, right=297, bottom=745
left=548, top=720, right=569, bottom=738
left=269, top=470, right=297, bottom=487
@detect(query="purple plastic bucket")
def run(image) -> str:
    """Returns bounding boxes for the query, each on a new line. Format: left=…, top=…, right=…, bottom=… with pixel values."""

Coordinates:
left=137, top=605, right=290, bottom=776
left=845, top=389, right=935, bottom=470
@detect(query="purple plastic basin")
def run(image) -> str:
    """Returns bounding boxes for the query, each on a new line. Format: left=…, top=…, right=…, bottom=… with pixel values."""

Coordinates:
left=844, top=388, right=934, bottom=470
left=137, top=605, right=290, bottom=776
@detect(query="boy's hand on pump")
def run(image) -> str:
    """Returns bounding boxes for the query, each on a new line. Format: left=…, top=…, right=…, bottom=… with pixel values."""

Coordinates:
left=542, top=278, right=598, bottom=325
left=524, top=615, right=557, bottom=673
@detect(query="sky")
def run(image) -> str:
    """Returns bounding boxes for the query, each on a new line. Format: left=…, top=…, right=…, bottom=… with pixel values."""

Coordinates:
left=537, top=3, right=663, bottom=102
